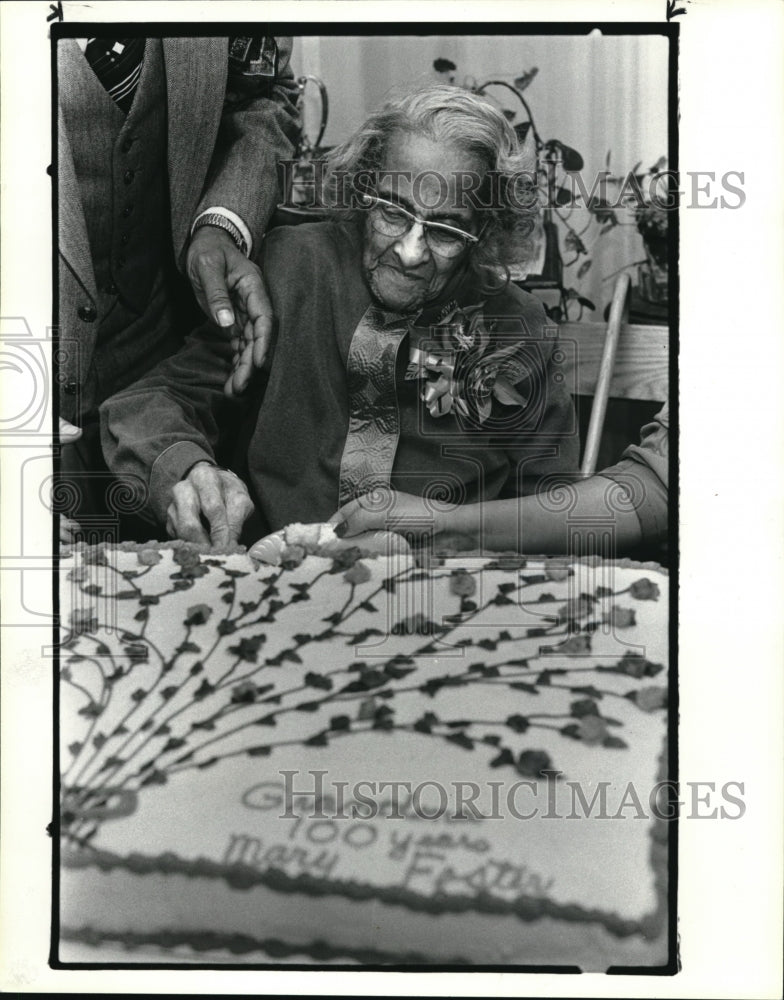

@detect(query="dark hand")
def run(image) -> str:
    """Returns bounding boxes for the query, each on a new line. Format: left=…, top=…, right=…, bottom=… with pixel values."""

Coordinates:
left=186, top=226, right=273, bottom=397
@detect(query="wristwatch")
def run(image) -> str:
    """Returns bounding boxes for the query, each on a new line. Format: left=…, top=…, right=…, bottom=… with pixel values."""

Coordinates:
left=192, top=212, right=249, bottom=256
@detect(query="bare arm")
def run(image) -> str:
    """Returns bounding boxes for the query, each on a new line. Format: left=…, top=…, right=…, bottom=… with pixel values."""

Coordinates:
left=336, top=476, right=648, bottom=555
left=336, top=404, right=669, bottom=555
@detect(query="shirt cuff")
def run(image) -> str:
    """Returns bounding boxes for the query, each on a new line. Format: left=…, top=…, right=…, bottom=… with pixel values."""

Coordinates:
left=149, top=441, right=215, bottom=524
left=191, top=207, right=253, bottom=258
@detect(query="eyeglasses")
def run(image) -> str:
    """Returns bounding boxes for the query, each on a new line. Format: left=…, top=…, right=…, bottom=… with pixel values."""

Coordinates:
left=358, top=192, right=482, bottom=258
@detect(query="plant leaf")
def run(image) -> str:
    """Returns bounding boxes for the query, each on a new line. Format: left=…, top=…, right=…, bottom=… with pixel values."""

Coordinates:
left=577, top=259, right=592, bottom=279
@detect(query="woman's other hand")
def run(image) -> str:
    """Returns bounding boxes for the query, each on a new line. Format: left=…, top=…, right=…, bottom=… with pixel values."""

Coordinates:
left=331, top=488, right=459, bottom=540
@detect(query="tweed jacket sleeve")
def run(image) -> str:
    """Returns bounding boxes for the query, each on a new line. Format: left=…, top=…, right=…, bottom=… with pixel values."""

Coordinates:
left=193, top=36, right=300, bottom=259
left=100, top=324, right=242, bottom=524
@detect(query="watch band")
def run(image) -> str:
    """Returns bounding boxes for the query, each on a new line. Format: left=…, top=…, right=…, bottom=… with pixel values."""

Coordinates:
left=192, top=212, right=249, bottom=256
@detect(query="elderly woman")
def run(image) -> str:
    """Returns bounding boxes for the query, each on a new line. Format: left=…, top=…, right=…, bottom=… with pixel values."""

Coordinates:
left=100, top=86, right=579, bottom=545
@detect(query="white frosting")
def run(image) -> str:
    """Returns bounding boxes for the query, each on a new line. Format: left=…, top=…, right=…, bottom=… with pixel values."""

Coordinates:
left=285, top=521, right=339, bottom=548
left=58, top=546, right=669, bottom=966
left=250, top=523, right=411, bottom=565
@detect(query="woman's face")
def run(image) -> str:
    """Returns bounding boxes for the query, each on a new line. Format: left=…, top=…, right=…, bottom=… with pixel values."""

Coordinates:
left=362, top=131, right=485, bottom=313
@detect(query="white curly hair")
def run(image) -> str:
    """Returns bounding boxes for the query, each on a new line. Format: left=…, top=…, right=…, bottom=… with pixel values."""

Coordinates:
left=324, top=84, right=538, bottom=288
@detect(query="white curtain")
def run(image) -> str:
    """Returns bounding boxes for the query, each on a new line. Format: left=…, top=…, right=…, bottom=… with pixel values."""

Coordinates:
left=291, top=33, right=670, bottom=317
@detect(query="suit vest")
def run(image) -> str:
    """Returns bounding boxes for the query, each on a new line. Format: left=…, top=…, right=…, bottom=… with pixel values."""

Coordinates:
left=59, top=38, right=183, bottom=414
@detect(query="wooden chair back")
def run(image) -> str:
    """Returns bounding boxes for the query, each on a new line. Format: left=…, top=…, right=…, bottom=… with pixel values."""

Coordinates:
left=558, top=274, right=668, bottom=475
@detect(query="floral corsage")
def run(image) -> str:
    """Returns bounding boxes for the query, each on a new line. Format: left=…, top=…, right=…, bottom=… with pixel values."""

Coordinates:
left=406, top=301, right=532, bottom=423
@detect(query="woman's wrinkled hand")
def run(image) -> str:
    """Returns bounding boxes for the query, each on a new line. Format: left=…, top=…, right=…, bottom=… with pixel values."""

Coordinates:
left=165, top=462, right=254, bottom=547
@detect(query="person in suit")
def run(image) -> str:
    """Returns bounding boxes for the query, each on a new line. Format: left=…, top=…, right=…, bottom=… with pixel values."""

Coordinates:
left=57, top=35, right=299, bottom=540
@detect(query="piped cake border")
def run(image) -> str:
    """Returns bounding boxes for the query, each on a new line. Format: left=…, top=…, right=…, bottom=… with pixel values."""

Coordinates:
left=59, top=539, right=668, bottom=575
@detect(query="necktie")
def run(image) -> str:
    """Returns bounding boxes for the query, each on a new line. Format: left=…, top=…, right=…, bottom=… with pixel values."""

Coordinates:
left=84, top=37, right=146, bottom=114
